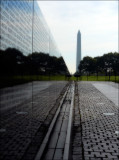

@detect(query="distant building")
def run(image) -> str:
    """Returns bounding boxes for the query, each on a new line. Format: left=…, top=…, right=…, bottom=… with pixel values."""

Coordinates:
left=76, top=30, right=81, bottom=72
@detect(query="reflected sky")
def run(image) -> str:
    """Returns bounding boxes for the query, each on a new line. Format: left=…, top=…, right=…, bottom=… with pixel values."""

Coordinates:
left=0, top=0, right=61, bottom=58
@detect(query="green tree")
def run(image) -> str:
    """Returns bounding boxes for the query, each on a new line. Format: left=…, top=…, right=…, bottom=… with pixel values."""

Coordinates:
left=78, top=56, right=95, bottom=75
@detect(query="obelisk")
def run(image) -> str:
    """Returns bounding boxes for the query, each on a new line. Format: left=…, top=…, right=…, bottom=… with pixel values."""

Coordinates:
left=76, top=30, right=81, bottom=72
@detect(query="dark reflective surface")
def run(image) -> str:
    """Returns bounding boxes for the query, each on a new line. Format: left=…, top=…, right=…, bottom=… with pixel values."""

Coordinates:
left=0, top=1, right=68, bottom=159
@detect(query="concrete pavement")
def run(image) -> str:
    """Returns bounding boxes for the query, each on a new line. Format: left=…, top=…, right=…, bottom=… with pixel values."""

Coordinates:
left=93, top=82, right=118, bottom=107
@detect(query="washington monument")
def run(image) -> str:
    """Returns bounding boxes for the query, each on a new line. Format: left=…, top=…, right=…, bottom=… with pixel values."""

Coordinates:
left=76, top=30, right=81, bottom=72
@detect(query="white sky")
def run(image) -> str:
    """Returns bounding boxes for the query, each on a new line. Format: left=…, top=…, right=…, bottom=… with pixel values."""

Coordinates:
left=37, top=1, right=118, bottom=74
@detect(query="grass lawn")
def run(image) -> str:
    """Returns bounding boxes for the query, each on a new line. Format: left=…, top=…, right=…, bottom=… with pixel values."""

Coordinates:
left=0, top=75, right=119, bottom=88
left=77, top=76, right=119, bottom=82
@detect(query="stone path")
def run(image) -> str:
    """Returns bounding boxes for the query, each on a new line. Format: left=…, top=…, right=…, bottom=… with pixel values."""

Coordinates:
left=72, top=81, right=119, bottom=160
left=38, top=83, right=74, bottom=160
left=93, top=82, right=118, bottom=107
left=72, top=82, right=83, bottom=160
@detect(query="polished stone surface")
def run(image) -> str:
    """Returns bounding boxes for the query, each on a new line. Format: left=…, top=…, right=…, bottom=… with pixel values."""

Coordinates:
left=0, top=81, right=67, bottom=160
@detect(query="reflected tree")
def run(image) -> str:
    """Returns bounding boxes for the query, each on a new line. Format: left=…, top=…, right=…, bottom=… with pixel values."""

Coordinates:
left=0, top=48, right=69, bottom=76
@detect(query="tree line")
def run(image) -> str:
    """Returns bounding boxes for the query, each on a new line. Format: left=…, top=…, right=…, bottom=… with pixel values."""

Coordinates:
left=78, top=52, right=119, bottom=78
left=0, top=48, right=69, bottom=76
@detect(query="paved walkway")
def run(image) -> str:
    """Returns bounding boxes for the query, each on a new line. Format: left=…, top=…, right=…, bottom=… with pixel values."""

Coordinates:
left=72, top=81, right=119, bottom=160
left=93, top=82, right=119, bottom=107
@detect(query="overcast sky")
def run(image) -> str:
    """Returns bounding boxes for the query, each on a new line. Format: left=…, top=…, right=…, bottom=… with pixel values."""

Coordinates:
left=37, top=1, right=118, bottom=74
